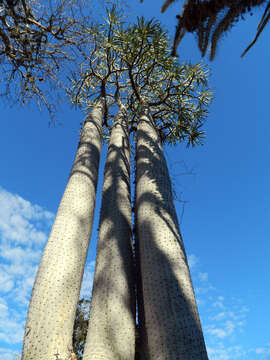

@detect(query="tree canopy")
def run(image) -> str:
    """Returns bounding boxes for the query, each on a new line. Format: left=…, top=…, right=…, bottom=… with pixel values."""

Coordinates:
left=69, top=7, right=213, bottom=147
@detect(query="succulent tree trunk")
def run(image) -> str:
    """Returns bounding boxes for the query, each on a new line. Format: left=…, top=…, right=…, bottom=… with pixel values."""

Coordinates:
left=22, top=98, right=105, bottom=360
left=83, top=105, right=135, bottom=360
left=135, top=106, right=208, bottom=360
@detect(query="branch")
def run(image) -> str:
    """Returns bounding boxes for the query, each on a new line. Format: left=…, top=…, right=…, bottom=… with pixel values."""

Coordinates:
left=128, top=67, right=143, bottom=103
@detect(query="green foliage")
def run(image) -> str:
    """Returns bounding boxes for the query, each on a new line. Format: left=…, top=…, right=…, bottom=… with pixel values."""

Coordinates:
left=68, top=7, right=213, bottom=147
left=71, top=297, right=140, bottom=359
left=13, top=298, right=91, bottom=360
left=72, top=298, right=91, bottom=360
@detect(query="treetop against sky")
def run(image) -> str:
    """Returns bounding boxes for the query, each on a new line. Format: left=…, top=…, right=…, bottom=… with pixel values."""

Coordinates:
left=69, top=8, right=212, bottom=147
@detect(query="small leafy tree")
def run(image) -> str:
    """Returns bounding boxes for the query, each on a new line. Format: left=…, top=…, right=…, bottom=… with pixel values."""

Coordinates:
left=73, top=298, right=91, bottom=360
left=72, top=298, right=140, bottom=359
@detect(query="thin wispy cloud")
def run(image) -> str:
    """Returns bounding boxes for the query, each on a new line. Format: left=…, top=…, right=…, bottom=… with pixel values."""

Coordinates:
left=254, top=346, right=270, bottom=355
left=207, top=344, right=247, bottom=360
left=187, top=253, right=270, bottom=360
left=187, top=253, right=198, bottom=269
left=199, top=272, right=209, bottom=281
left=0, top=347, right=20, bottom=360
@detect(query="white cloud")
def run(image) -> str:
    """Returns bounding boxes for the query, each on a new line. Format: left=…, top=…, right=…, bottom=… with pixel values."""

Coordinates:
left=210, top=311, right=226, bottom=321
left=0, top=347, right=21, bottom=360
left=202, top=293, right=249, bottom=350
left=11, top=268, right=38, bottom=306
left=207, top=344, right=246, bottom=360
left=254, top=347, right=270, bottom=355
left=0, top=296, right=25, bottom=346
left=187, top=255, right=254, bottom=359
left=187, top=254, right=198, bottom=269
left=210, top=308, right=248, bottom=323
left=0, top=317, right=24, bottom=344
left=0, top=186, right=54, bottom=353
left=0, top=245, right=42, bottom=264
left=0, top=298, right=8, bottom=318
left=0, top=186, right=53, bottom=246
left=0, top=186, right=97, bottom=357
left=0, top=269, right=14, bottom=293
left=206, top=320, right=236, bottom=339
left=0, top=187, right=53, bottom=222
left=199, top=272, right=208, bottom=281
left=212, top=296, right=225, bottom=309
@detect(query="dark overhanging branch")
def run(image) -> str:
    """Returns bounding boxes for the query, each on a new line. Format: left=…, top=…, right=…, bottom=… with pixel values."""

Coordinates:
left=241, top=1, right=270, bottom=57
left=140, top=0, right=270, bottom=59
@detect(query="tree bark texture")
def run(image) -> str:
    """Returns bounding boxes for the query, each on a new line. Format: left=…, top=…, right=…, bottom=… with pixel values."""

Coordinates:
left=22, top=98, right=105, bottom=360
left=83, top=106, right=136, bottom=360
left=135, top=106, right=208, bottom=360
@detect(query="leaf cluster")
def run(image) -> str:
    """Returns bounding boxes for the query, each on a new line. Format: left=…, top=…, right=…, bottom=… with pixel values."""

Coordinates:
left=69, top=7, right=213, bottom=147
left=72, top=298, right=91, bottom=360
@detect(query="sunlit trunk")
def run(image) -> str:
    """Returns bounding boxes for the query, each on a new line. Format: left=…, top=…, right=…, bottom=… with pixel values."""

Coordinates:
left=83, top=105, right=135, bottom=360
left=22, top=98, right=105, bottom=360
left=135, top=106, right=208, bottom=359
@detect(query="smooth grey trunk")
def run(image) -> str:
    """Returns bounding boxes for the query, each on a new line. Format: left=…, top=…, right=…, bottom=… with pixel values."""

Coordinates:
left=135, top=106, right=208, bottom=360
left=22, top=98, right=105, bottom=360
left=83, top=106, right=135, bottom=360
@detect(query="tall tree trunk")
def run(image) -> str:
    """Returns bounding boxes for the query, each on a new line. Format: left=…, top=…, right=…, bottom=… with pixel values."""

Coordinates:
left=135, top=106, right=208, bottom=360
left=83, top=105, right=135, bottom=360
left=22, top=98, right=105, bottom=360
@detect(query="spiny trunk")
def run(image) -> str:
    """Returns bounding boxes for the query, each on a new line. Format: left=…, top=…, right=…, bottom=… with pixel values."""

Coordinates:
left=22, top=98, right=105, bottom=360
left=83, top=106, right=135, bottom=360
left=134, top=224, right=148, bottom=360
left=135, top=106, right=208, bottom=360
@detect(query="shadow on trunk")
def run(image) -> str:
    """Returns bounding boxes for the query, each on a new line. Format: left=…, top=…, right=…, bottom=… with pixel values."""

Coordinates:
left=83, top=113, right=136, bottom=359
left=135, top=114, right=208, bottom=359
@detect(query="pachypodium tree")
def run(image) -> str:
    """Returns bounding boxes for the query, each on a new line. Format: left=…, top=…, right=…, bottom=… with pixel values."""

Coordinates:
left=21, top=96, right=105, bottom=360
left=21, top=8, right=129, bottom=359
left=119, top=18, right=211, bottom=359
left=70, top=9, right=212, bottom=360
left=83, top=104, right=136, bottom=360
left=70, top=11, right=137, bottom=359
left=136, top=107, right=208, bottom=359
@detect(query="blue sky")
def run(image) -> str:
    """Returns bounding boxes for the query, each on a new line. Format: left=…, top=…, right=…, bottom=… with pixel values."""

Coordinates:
left=0, top=0, right=270, bottom=359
